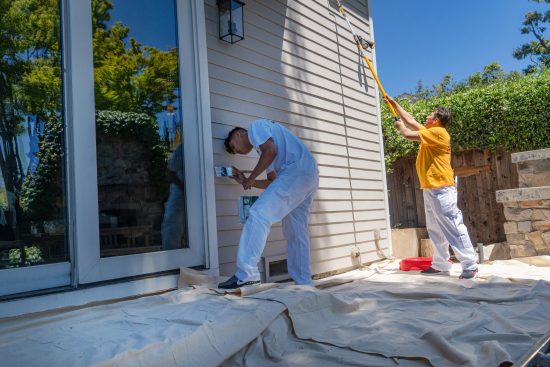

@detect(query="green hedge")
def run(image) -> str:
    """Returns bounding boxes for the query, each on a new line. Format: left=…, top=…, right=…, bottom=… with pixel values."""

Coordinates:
left=381, top=69, right=550, bottom=170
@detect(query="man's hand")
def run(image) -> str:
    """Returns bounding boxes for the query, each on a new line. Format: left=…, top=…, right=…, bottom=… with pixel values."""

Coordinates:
left=384, top=94, right=397, bottom=107
left=231, top=166, right=246, bottom=184
left=395, top=119, right=405, bottom=129
left=242, top=176, right=255, bottom=190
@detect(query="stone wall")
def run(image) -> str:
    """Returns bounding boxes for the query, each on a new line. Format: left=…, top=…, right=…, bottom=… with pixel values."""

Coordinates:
left=496, top=149, right=550, bottom=258
left=96, top=133, right=168, bottom=245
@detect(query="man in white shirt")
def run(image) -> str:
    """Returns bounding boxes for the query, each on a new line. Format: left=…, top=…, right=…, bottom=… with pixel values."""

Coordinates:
left=218, top=120, right=319, bottom=289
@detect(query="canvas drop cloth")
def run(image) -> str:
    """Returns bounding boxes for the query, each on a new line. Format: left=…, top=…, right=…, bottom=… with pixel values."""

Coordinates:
left=1, top=257, right=550, bottom=367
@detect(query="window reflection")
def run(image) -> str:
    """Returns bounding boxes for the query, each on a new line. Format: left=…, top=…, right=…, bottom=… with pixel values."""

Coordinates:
left=0, top=0, right=67, bottom=269
left=92, top=0, right=187, bottom=257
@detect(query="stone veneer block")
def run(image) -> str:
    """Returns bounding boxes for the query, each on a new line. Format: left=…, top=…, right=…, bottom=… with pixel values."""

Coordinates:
left=506, top=233, right=526, bottom=244
left=511, top=148, right=550, bottom=163
left=543, top=231, right=550, bottom=246
left=532, top=209, right=550, bottom=220
left=512, top=148, right=550, bottom=188
left=496, top=186, right=550, bottom=203
left=527, top=231, right=550, bottom=255
left=517, top=221, right=532, bottom=233
left=534, top=221, right=550, bottom=231
left=503, top=222, right=518, bottom=234
left=509, top=242, right=538, bottom=258
left=488, top=242, right=511, bottom=260
left=503, top=208, right=533, bottom=222
left=519, top=199, right=550, bottom=208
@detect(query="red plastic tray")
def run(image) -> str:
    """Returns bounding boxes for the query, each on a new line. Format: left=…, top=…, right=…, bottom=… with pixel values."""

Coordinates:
left=399, top=257, right=433, bottom=271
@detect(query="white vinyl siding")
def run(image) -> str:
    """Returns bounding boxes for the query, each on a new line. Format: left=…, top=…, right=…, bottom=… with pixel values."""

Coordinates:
left=205, top=0, right=390, bottom=277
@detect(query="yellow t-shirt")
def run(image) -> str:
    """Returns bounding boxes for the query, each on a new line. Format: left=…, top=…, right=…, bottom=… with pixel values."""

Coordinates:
left=415, top=126, right=455, bottom=189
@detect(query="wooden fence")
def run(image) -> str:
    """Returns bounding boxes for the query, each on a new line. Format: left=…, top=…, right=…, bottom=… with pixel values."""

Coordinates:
left=386, top=148, right=519, bottom=246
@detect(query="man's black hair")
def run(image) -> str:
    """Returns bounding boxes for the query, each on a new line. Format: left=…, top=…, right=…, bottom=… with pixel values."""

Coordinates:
left=433, top=107, right=452, bottom=127
left=224, top=127, right=247, bottom=154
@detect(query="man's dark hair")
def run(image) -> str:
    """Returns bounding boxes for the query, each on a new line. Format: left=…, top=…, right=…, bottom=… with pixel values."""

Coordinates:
left=433, top=107, right=452, bottom=127
left=224, top=127, right=246, bottom=154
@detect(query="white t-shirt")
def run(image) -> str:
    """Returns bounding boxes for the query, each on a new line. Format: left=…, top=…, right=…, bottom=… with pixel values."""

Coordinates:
left=247, top=120, right=317, bottom=174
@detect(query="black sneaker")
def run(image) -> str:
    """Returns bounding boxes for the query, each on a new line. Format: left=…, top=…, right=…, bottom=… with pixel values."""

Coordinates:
left=420, top=267, right=450, bottom=276
left=218, top=275, right=260, bottom=289
left=459, top=268, right=478, bottom=279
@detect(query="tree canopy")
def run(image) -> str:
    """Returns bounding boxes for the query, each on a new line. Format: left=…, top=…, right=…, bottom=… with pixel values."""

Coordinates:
left=513, top=0, right=550, bottom=72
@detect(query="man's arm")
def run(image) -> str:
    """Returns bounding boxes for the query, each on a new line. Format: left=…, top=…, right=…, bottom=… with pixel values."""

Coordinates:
left=384, top=95, right=423, bottom=131
left=242, top=138, right=277, bottom=190
left=251, top=171, right=277, bottom=189
left=232, top=167, right=276, bottom=189
left=395, top=120, right=420, bottom=141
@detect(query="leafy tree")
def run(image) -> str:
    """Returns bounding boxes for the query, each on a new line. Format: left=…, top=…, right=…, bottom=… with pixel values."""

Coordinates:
left=513, top=0, right=550, bottom=72
left=432, top=73, right=453, bottom=96
left=0, top=0, right=61, bottom=230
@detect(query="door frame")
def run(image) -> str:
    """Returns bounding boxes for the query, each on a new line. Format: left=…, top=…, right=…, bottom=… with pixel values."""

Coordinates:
left=66, top=0, right=218, bottom=285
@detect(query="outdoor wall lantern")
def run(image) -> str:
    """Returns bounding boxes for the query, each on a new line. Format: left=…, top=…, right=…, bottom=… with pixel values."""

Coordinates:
left=217, top=0, right=245, bottom=44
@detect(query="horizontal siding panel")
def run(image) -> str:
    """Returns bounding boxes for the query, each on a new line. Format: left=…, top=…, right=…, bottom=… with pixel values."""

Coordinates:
left=311, top=233, right=357, bottom=251
left=319, top=177, right=351, bottom=189
left=349, top=157, right=384, bottom=171
left=350, top=179, right=384, bottom=190
left=352, top=200, right=386, bottom=211
left=351, top=190, right=386, bottom=200
left=356, top=229, right=389, bottom=242
left=310, top=222, right=355, bottom=237
left=312, top=153, right=351, bottom=167
left=315, top=189, right=352, bottom=201
left=310, top=211, right=355, bottom=225
left=353, top=209, right=387, bottom=221
left=318, top=166, right=351, bottom=178
left=311, top=200, right=353, bottom=212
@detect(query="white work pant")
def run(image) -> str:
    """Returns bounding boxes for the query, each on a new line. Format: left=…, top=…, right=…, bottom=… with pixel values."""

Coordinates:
left=235, top=170, right=319, bottom=285
left=161, top=184, right=186, bottom=250
left=423, top=186, right=477, bottom=271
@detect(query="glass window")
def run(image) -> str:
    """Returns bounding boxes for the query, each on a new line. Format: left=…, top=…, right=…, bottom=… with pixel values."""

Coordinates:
left=0, top=0, right=67, bottom=269
left=91, top=0, right=187, bottom=257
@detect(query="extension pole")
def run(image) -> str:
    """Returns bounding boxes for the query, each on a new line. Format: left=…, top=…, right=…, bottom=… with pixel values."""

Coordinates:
left=335, top=0, right=399, bottom=119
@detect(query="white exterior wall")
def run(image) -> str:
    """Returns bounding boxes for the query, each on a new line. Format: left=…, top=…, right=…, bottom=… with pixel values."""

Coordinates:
left=205, top=0, right=391, bottom=277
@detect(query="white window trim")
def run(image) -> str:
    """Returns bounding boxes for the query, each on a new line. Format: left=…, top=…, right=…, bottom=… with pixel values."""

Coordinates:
left=0, top=263, right=71, bottom=297
left=0, top=272, right=179, bottom=319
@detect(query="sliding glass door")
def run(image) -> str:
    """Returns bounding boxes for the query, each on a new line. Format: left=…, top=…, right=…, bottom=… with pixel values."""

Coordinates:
left=0, top=0, right=213, bottom=296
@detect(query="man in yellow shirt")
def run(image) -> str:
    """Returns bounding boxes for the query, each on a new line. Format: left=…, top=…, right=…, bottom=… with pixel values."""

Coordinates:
left=385, top=96, right=478, bottom=279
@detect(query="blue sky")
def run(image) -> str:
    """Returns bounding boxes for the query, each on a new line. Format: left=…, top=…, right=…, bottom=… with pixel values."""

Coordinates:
left=370, top=0, right=547, bottom=96
left=109, top=0, right=178, bottom=51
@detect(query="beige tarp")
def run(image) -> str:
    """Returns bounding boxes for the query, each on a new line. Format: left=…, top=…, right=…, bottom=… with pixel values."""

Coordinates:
left=1, top=257, right=550, bottom=366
